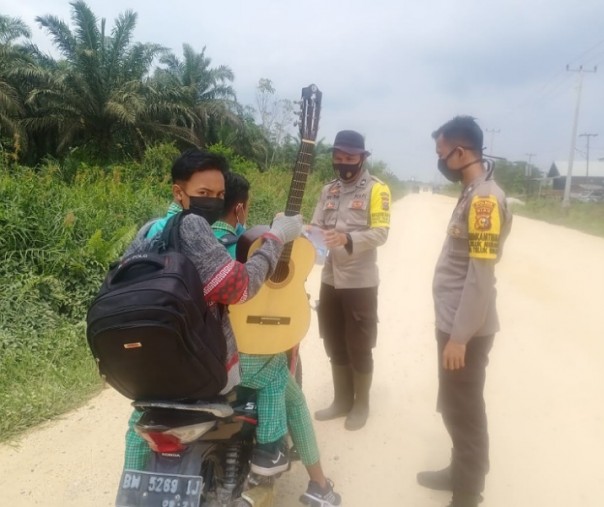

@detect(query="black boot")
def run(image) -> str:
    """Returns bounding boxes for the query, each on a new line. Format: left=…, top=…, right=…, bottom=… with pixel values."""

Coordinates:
left=417, top=465, right=452, bottom=491
left=314, top=365, right=354, bottom=421
left=344, top=370, right=372, bottom=431
left=447, top=492, right=481, bottom=507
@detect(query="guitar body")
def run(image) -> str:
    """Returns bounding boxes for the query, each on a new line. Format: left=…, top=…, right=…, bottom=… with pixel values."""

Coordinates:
left=230, top=233, right=316, bottom=354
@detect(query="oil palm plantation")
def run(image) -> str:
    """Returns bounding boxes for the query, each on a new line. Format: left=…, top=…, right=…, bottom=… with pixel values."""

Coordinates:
left=25, top=1, right=193, bottom=162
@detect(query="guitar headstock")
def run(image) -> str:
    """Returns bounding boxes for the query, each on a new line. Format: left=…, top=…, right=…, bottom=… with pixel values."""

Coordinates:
left=298, top=84, right=322, bottom=142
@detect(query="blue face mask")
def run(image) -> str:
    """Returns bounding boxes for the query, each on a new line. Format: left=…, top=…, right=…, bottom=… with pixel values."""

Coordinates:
left=235, top=223, right=246, bottom=237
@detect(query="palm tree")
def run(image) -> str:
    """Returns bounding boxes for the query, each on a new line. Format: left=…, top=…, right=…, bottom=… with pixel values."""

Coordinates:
left=26, top=1, right=191, bottom=161
left=153, top=43, right=242, bottom=147
left=0, top=15, right=32, bottom=155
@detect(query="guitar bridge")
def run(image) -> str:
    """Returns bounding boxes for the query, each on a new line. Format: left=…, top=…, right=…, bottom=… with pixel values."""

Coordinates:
left=246, top=316, right=291, bottom=326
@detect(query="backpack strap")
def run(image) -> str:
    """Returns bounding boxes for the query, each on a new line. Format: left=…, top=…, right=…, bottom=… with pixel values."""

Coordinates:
left=153, top=210, right=226, bottom=319
left=153, top=210, right=191, bottom=253
left=217, top=231, right=239, bottom=248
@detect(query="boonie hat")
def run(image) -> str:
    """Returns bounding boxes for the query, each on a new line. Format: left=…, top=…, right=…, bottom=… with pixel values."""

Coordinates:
left=332, top=130, right=370, bottom=156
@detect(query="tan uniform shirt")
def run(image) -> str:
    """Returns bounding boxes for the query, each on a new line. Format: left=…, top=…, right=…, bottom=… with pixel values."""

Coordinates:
left=433, top=173, right=512, bottom=344
left=311, top=169, right=391, bottom=289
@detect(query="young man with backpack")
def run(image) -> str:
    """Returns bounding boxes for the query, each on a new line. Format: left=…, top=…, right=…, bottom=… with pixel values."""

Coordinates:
left=120, top=148, right=303, bottom=475
left=212, top=171, right=342, bottom=506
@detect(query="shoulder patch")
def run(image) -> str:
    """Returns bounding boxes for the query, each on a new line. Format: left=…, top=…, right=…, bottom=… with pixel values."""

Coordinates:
left=369, top=182, right=391, bottom=228
left=468, top=195, right=501, bottom=259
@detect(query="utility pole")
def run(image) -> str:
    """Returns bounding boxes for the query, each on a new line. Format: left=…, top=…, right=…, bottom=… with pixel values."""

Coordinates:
left=485, top=128, right=500, bottom=155
left=525, top=153, right=536, bottom=196
left=562, top=65, right=597, bottom=208
left=579, top=132, right=598, bottom=176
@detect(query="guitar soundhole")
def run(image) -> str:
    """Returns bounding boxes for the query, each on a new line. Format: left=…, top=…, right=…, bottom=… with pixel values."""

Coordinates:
left=270, top=261, right=290, bottom=284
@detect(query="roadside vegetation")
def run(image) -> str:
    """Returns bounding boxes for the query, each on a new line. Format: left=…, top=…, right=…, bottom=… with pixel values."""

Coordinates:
left=510, top=199, right=604, bottom=238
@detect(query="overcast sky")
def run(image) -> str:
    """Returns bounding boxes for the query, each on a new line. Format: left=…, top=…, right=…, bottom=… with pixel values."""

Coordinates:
left=3, top=0, right=604, bottom=181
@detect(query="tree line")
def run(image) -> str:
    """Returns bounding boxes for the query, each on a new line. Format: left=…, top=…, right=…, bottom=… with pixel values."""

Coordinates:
left=0, top=1, right=338, bottom=172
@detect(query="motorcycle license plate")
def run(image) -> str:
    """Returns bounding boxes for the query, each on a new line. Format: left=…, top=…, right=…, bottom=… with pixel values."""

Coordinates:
left=116, top=469, right=203, bottom=507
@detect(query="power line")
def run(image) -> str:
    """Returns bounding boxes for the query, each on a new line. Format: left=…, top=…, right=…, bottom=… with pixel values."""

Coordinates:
left=568, top=37, right=604, bottom=67
left=504, top=37, right=604, bottom=119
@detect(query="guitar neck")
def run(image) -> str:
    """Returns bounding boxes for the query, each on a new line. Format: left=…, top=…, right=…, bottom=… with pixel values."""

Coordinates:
left=285, top=139, right=315, bottom=216
left=278, top=139, right=315, bottom=264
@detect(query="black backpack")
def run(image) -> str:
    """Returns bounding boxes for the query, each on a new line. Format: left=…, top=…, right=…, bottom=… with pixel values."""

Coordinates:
left=86, top=211, right=227, bottom=401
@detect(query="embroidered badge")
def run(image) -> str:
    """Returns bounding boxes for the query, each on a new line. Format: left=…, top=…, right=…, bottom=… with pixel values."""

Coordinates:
left=468, top=195, right=501, bottom=259
left=472, top=198, right=496, bottom=230
left=380, top=191, right=390, bottom=211
left=351, top=200, right=364, bottom=209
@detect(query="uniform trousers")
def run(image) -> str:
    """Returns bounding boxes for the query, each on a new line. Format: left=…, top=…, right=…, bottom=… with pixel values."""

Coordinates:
left=436, top=329, right=495, bottom=494
left=318, top=283, right=378, bottom=373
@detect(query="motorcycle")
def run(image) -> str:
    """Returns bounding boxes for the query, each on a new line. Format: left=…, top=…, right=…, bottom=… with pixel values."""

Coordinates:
left=116, top=387, right=279, bottom=507
left=115, top=351, right=302, bottom=507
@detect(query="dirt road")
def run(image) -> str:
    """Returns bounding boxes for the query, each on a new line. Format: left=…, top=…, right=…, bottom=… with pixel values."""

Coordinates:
left=2, top=193, right=604, bottom=506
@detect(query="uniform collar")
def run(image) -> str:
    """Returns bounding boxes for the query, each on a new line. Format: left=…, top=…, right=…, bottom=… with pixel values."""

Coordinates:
left=340, top=168, right=370, bottom=189
left=461, top=170, right=488, bottom=198
left=167, top=201, right=183, bottom=215
left=211, top=220, right=237, bottom=234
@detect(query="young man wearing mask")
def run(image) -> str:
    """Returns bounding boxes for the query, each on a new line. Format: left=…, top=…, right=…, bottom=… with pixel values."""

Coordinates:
left=122, top=149, right=303, bottom=476
left=212, top=171, right=342, bottom=505
left=417, top=116, right=512, bottom=507
left=310, top=130, right=391, bottom=431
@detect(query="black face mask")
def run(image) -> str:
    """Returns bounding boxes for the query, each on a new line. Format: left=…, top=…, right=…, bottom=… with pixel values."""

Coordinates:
left=437, top=147, right=482, bottom=182
left=333, top=162, right=362, bottom=182
left=188, top=196, right=224, bottom=225
left=437, top=157, right=462, bottom=182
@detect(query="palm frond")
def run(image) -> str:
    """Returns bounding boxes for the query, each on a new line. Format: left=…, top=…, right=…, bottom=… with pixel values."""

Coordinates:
left=108, top=10, right=136, bottom=65
left=0, top=15, right=31, bottom=44
left=35, top=15, right=77, bottom=61
left=71, top=0, right=100, bottom=52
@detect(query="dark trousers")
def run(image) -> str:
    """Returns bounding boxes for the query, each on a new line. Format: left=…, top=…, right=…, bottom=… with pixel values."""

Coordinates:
left=317, top=283, right=378, bottom=373
left=436, top=329, right=495, bottom=494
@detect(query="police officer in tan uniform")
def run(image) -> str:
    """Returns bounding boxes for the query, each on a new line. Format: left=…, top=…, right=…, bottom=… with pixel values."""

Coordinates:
left=310, top=130, right=391, bottom=431
left=417, top=116, right=512, bottom=507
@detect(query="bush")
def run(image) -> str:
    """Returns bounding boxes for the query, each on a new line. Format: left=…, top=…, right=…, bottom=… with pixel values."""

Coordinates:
left=0, top=161, right=169, bottom=441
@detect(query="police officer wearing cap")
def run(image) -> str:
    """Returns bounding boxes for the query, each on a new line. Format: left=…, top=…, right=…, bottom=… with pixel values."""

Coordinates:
left=417, top=116, right=512, bottom=507
left=310, top=130, right=391, bottom=431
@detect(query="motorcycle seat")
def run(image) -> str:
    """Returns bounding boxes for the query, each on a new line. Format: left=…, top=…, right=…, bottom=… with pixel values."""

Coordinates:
left=132, top=400, right=234, bottom=418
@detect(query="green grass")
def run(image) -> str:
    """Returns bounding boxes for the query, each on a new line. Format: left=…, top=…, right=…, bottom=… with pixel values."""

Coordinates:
left=511, top=199, right=604, bottom=238
left=0, top=324, right=103, bottom=441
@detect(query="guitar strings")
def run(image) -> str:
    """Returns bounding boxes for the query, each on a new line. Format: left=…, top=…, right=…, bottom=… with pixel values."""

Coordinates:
left=274, top=95, right=319, bottom=281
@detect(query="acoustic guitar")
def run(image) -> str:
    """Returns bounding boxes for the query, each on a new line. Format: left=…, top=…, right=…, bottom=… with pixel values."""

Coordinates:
left=230, top=84, right=322, bottom=354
